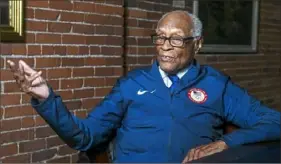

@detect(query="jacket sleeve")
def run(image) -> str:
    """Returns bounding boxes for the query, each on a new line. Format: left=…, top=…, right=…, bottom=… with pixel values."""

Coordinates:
left=31, top=78, right=127, bottom=151
left=220, top=80, right=281, bottom=147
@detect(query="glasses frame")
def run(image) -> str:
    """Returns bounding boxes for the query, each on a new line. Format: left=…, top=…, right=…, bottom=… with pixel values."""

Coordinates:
left=151, top=34, right=195, bottom=47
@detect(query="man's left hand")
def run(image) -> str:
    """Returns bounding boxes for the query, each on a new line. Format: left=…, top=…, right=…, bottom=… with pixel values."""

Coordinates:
left=182, top=140, right=228, bottom=163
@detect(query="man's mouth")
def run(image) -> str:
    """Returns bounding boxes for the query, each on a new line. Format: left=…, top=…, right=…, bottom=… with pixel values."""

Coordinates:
left=159, top=55, right=176, bottom=62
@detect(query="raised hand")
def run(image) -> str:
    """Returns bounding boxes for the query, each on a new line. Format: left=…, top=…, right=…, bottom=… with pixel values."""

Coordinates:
left=7, top=60, right=50, bottom=100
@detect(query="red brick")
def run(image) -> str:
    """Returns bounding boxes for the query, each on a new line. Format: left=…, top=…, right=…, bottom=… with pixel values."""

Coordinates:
left=46, top=136, right=64, bottom=148
left=95, top=87, right=112, bottom=97
left=21, top=94, right=31, bottom=105
left=1, top=119, right=21, bottom=131
left=86, top=36, right=106, bottom=44
left=127, top=28, right=153, bottom=36
left=62, top=35, right=86, bottom=44
left=27, top=45, right=41, bottom=55
left=4, top=105, right=35, bottom=118
left=113, top=67, right=123, bottom=76
left=79, top=46, right=89, bottom=55
left=35, top=116, right=47, bottom=126
left=35, top=127, right=56, bottom=139
left=95, top=4, right=124, bottom=16
left=49, top=0, right=73, bottom=10
left=126, top=18, right=138, bottom=27
left=73, top=89, right=95, bottom=99
left=41, top=46, right=54, bottom=55
left=0, top=94, right=21, bottom=106
left=2, top=153, right=31, bottom=163
left=27, top=0, right=49, bottom=8
left=66, top=46, right=79, bottom=55
left=60, top=12, right=84, bottom=22
left=61, top=79, right=83, bottom=89
left=35, top=10, right=60, bottom=20
left=32, top=148, right=57, bottom=163
left=47, top=80, right=60, bottom=90
left=138, top=20, right=155, bottom=28
left=36, top=58, right=61, bottom=68
left=72, top=24, right=95, bottom=34
left=58, top=145, right=77, bottom=156
left=95, top=67, right=114, bottom=76
left=105, top=77, right=118, bottom=86
left=46, top=156, right=71, bottom=163
left=26, top=21, right=47, bottom=31
left=12, top=44, right=26, bottom=55
left=61, top=58, right=84, bottom=66
left=84, top=57, right=106, bottom=66
left=22, top=117, right=35, bottom=128
left=84, top=78, right=105, bottom=87
left=0, top=144, right=18, bottom=158
left=26, top=33, right=35, bottom=43
left=26, top=8, right=34, bottom=19
left=19, top=139, right=46, bottom=153
left=73, top=1, right=95, bottom=12
left=1, top=44, right=12, bottom=55
left=47, top=68, right=71, bottom=79
left=147, top=12, right=162, bottom=20
left=0, top=129, right=34, bottom=145
left=106, top=0, right=123, bottom=6
left=54, top=46, right=67, bottom=55
left=3, top=82, right=20, bottom=93
left=85, top=14, right=123, bottom=26
left=101, top=47, right=123, bottom=56
left=127, top=9, right=147, bottom=19
left=56, top=90, right=74, bottom=100
left=48, top=22, right=72, bottom=33
left=72, top=68, right=95, bottom=77
left=90, top=46, right=101, bottom=54
left=138, top=56, right=153, bottom=64
left=36, top=34, right=61, bottom=44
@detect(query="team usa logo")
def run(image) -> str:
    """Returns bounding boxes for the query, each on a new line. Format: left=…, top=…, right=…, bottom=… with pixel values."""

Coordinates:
left=188, top=88, right=208, bottom=103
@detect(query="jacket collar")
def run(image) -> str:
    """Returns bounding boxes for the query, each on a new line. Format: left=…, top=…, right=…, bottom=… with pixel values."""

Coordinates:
left=143, top=59, right=203, bottom=101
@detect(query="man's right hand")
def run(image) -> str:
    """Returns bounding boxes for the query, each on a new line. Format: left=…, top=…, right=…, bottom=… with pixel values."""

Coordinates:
left=7, top=60, right=50, bottom=100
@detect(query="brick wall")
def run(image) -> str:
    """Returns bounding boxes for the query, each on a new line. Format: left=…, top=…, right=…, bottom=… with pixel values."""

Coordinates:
left=0, top=0, right=280, bottom=163
left=0, top=0, right=124, bottom=162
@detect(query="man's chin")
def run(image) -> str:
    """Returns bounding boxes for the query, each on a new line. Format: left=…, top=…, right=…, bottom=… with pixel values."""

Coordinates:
left=159, top=63, right=177, bottom=74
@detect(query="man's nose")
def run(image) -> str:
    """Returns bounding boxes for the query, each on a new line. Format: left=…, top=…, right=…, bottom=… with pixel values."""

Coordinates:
left=162, top=39, right=173, bottom=50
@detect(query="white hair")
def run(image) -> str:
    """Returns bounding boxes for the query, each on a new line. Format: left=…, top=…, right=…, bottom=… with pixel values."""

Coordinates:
left=157, top=10, right=203, bottom=39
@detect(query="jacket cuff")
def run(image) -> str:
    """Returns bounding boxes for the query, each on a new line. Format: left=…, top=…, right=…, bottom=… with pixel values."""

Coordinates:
left=31, top=87, right=56, bottom=112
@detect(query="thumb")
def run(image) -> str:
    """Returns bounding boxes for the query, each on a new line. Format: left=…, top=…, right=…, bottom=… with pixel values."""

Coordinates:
left=19, top=60, right=36, bottom=75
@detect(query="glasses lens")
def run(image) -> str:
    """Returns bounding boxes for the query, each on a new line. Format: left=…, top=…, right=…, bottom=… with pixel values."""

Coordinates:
left=170, top=38, right=183, bottom=46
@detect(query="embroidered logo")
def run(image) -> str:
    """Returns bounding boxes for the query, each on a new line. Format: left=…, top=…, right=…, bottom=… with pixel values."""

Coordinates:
left=137, top=89, right=156, bottom=95
left=188, top=88, right=207, bottom=103
left=137, top=89, right=148, bottom=95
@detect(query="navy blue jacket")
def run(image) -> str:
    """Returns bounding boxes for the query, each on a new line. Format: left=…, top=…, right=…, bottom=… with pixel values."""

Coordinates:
left=31, top=60, right=280, bottom=163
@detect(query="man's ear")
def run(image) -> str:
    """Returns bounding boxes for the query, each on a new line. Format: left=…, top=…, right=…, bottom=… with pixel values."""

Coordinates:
left=194, top=37, right=203, bottom=54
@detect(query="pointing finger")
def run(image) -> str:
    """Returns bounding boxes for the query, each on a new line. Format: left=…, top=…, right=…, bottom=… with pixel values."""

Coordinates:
left=7, top=60, right=17, bottom=72
left=19, top=60, right=36, bottom=75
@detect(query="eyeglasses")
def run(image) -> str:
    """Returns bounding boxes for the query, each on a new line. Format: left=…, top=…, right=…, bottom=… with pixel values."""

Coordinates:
left=151, top=35, right=194, bottom=47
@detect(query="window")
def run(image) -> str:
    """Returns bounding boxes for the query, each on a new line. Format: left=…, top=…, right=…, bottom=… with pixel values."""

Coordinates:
left=0, top=0, right=25, bottom=43
left=193, top=0, right=259, bottom=53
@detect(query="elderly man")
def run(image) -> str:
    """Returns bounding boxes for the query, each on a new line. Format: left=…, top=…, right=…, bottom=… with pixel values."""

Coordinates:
left=7, top=10, right=280, bottom=163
